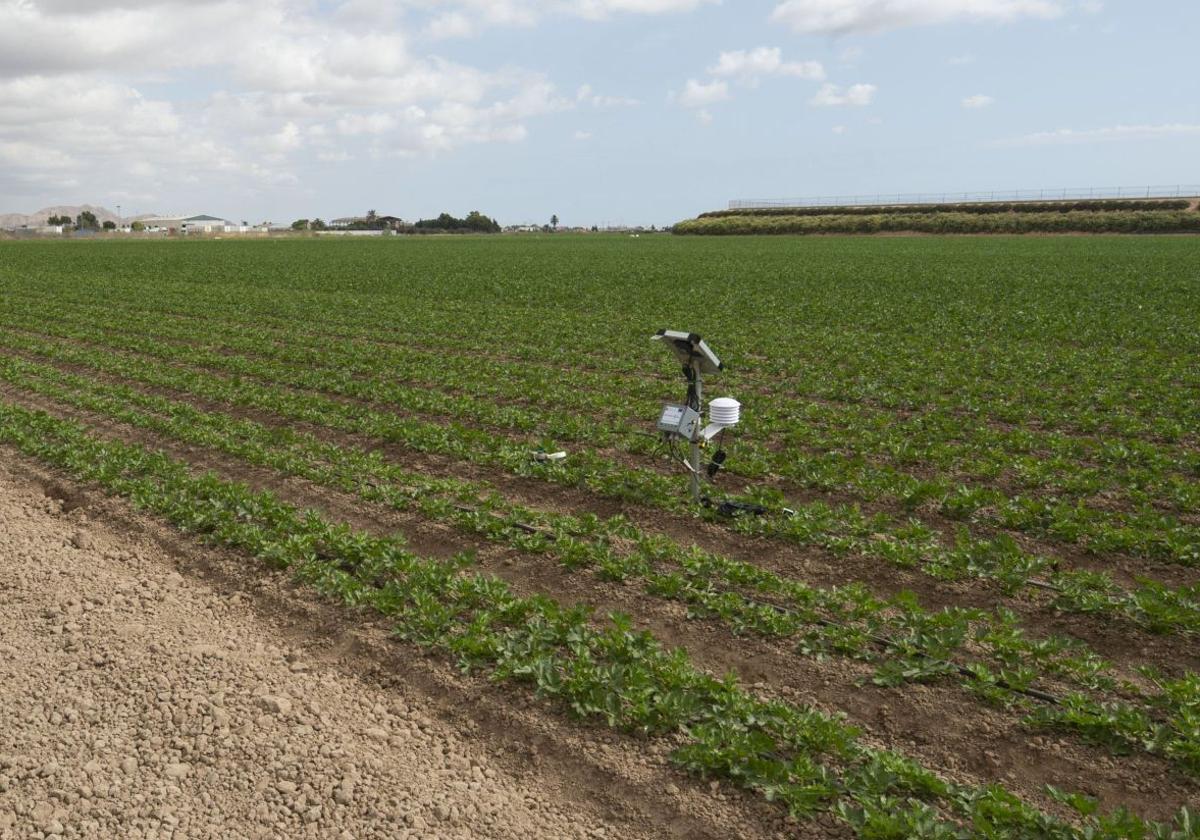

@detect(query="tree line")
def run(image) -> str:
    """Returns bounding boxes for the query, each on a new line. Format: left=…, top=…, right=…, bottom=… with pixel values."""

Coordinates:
left=45, top=211, right=116, bottom=230
left=291, top=209, right=502, bottom=234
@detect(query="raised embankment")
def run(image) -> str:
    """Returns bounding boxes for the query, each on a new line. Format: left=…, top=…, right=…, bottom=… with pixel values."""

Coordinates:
left=673, top=198, right=1200, bottom=235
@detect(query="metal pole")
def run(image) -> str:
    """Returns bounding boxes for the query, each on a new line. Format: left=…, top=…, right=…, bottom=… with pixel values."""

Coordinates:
left=690, top=361, right=703, bottom=503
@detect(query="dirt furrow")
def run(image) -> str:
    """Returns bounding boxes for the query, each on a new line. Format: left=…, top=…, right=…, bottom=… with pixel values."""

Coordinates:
left=7, top=326, right=1193, bottom=589
left=3, top=353, right=1195, bottom=681
left=1, top=386, right=1195, bottom=822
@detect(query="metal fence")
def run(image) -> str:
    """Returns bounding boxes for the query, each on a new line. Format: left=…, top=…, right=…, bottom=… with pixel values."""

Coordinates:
left=728, top=185, right=1200, bottom=210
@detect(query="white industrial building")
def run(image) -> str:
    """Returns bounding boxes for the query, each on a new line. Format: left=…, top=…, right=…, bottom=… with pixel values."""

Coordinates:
left=139, top=214, right=235, bottom=234
left=182, top=214, right=230, bottom=233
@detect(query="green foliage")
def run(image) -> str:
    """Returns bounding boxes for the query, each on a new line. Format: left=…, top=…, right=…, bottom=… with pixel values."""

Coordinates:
left=674, top=210, right=1200, bottom=236
left=698, top=199, right=1193, bottom=218
left=2, top=235, right=1200, bottom=835
left=412, top=210, right=501, bottom=233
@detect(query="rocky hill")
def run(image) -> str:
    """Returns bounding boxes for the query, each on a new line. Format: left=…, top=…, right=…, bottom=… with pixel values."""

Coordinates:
left=0, top=205, right=154, bottom=228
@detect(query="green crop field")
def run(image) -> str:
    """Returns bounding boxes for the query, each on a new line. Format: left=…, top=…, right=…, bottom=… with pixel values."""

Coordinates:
left=1, top=234, right=1198, bottom=837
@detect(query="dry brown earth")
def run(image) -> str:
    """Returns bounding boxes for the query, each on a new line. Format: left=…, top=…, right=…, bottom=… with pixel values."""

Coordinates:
left=0, top=457, right=779, bottom=840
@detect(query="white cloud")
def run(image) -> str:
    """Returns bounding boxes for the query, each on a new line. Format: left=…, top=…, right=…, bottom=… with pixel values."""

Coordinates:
left=262, top=121, right=303, bottom=154
left=838, top=45, right=863, bottom=64
left=676, top=46, right=824, bottom=114
left=996, top=123, right=1200, bottom=147
left=0, top=140, right=76, bottom=173
left=0, top=0, right=583, bottom=203
left=419, top=0, right=714, bottom=37
left=831, top=124, right=847, bottom=134
left=770, top=0, right=1063, bottom=35
left=425, top=11, right=477, bottom=38
left=421, top=2, right=538, bottom=38
left=678, top=78, right=730, bottom=108
left=575, top=84, right=642, bottom=107
left=962, top=94, right=994, bottom=108
left=948, top=53, right=975, bottom=65
left=708, top=47, right=824, bottom=85
left=336, top=112, right=402, bottom=136
left=0, top=73, right=303, bottom=201
left=571, top=0, right=716, bottom=16
left=809, top=82, right=876, bottom=107
left=696, top=109, right=714, bottom=125
left=573, top=129, right=592, bottom=140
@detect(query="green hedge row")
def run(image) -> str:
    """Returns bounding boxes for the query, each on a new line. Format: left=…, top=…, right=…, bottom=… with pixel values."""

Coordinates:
left=673, top=210, right=1200, bottom=236
left=698, top=199, right=1194, bottom=219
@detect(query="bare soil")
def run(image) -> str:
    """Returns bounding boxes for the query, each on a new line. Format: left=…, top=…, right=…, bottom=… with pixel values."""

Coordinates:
left=0, top=455, right=800, bottom=840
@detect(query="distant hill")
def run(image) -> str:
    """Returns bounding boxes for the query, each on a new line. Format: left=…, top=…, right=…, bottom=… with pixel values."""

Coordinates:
left=0, top=204, right=156, bottom=229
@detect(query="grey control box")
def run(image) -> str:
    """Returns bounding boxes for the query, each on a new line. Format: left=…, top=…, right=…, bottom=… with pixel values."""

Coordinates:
left=657, top=403, right=701, bottom=440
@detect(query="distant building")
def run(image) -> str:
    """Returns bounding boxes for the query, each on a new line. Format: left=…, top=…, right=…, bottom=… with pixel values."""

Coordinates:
left=314, top=229, right=391, bottom=237
left=138, top=214, right=231, bottom=234
left=182, top=215, right=231, bottom=234
left=139, top=216, right=186, bottom=233
left=329, top=215, right=406, bottom=231
left=9, top=224, right=64, bottom=236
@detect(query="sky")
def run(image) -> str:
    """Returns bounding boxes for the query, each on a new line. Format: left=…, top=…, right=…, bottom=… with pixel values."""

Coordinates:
left=1, top=0, right=1197, bottom=227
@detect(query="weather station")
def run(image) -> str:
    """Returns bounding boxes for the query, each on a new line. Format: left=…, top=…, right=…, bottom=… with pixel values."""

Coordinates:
left=650, top=330, right=742, bottom=503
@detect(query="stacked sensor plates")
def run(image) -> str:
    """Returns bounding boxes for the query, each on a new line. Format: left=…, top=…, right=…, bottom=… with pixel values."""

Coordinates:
left=709, top=397, right=741, bottom=426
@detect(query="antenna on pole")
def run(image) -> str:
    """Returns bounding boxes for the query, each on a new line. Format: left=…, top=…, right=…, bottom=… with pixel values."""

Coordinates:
left=650, top=330, right=740, bottom=503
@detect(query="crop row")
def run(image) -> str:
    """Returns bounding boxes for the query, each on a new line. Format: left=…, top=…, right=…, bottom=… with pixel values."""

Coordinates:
left=672, top=211, right=1200, bottom=236
left=2, top=328, right=1197, bottom=639
left=5, top=275, right=1195, bottom=450
left=9, top=297, right=1198, bottom=515
left=5, top=351, right=1200, bottom=775
left=4, top=314, right=1199, bottom=587
left=1, top=310, right=1197, bottom=573
left=4, top=247, right=1196, bottom=445
left=2, top=398, right=1198, bottom=838
left=699, top=200, right=1195, bottom=218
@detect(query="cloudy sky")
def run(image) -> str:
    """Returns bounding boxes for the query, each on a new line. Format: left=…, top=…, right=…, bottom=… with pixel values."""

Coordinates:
left=1, top=0, right=1196, bottom=225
